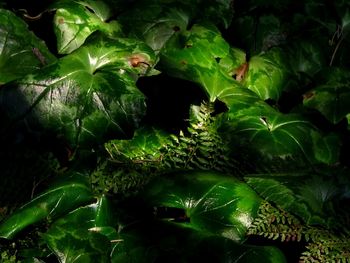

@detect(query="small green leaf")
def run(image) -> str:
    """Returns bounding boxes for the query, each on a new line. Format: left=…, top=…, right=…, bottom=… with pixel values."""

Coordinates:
left=0, top=173, right=94, bottom=239
left=243, top=48, right=287, bottom=100
left=144, top=170, right=262, bottom=242
left=0, top=9, right=56, bottom=84
left=51, top=0, right=122, bottom=54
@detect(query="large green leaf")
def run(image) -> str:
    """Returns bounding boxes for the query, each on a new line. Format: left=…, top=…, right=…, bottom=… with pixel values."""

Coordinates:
left=243, top=48, right=287, bottom=101
left=0, top=173, right=94, bottom=239
left=144, top=171, right=262, bottom=242
left=0, top=35, right=156, bottom=148
left=222, top=107, right=317, bottom=159
left=303, top=68, right=350, bottom=124
left=44, top=196, right=117, bottom=263
left=51, top=0, right=122, bottom=54
left=0, top=9, right=56, bottom=85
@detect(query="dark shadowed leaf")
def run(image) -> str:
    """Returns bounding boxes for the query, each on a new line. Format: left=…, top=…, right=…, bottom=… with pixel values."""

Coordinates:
left=0, top=9, right=56, bottom=85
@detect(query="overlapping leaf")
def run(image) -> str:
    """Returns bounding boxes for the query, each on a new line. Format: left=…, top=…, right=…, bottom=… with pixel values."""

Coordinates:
left=44, top=196, right=118, bottom=263
left=0, top=35, right=156, bottom=148
left=160, top=23, right=246, bottom=101
left=0, top=9, right=56, bottom=85
left=0, top=173, right=94, bottom=239
left=303, top=67, right=350, bottom=124
left=111, top=220, right=286, bottom=263
left=143, top=171, right=262, bottom=242
left=243, top=48, right=287, bottom=100
left=51, top=0, right=122, bottom=54
left=245, top=173, right=340, bottom=227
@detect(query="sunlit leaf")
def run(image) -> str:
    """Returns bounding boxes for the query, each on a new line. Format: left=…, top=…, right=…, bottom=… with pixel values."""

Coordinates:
left=0, top=35, right=156, bottom=148
left=0, top=173, right=94, bottom=239
left=51, top=0, right=122, bottom=54
left=243, top=48, right=287, bottom=100
left=44, top=196, right=117, bottom=262
left=0, top=9, right=56, bottom=84
left=144, top=170, right=261, bottom=242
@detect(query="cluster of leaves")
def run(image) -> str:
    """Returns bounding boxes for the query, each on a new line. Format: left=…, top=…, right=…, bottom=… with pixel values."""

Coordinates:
left=0, top=0, right=350, bottom=262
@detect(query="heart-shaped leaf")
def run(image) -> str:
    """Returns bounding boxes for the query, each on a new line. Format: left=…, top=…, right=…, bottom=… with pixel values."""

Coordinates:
left=0, top=9, right=56, bottom=85
left=0, top=35, right=156, bottom=149
left=222, top=106, right=317, bottom=159
left=51, top=0, right=122, bottom=54
left=0, top=173, right=94, bottom=239
left=144, top=170, right=262, bottom=242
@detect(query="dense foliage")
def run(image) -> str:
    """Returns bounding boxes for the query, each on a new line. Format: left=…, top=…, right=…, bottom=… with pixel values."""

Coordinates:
left=0, top=0, right=350, bottom=262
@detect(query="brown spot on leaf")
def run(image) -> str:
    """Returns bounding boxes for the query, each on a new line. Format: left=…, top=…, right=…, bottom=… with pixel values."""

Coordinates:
left=128, top=54, right=149, bottom=67
left=58, top=17, right=65, bottom=24
left=303, top=91, right=315, bottom=100
left=234, top=62, right=249, bottom=81
left=173, top=26, right=180, bottom=31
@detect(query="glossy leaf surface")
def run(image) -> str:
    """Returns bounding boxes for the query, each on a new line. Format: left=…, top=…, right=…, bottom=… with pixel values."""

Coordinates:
left=144, top=171, right=261, bottom=242
left=223, top=108, right=317, bottom=159
left=0, top=9, right=56, bottom=84
left=0, top=35, right=155, bottom=148
left=0, top=173, right=94, bottom=239
left=51, top=0, right=122, bottom=54
left=160, top=23, right=245, bottom=101
left=243, top=48, right=287, bottom=100
left=44, top=196, right=116, bottom=263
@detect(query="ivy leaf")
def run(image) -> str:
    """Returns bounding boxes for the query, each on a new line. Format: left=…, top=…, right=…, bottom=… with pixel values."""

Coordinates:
left=0, top=35, right=156, bottom=149
left=303, top=67, right=350, bottom=124
left=0, top=9, right=56, bottom=85
left=243, top=48, right=287, bottom=101
left=51, top=0, right=122, bottom=54
left=144, top=171, right=261, bottom=242
left=0, top=173, right=94, bottom=239
left=44, top=196, right=117, bottom=262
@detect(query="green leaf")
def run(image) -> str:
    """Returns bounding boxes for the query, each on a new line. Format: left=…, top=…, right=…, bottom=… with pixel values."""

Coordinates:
left=44, top=196, right=117, bottom=262
left=303, top=68, right=350, bottom=124
left=0, top=9, right=56, bottom=84
left=112, top=219, right=286, bottom=262
left=51, top=0, right=122, bottom=54
left=245, top=173, right=339, bottom=227
left=105, top=126, right=171, bottom=161
left=144, top=170, right=261, bottom=242
left=311, top=131, right=340, bottom=165
left=118, top=1, right=190, bottom=52
left=0, top=173, right=94, bottom=239
left=0, top=35, right=156, bottom=148
left=222, top=107, right=317, bottom=159
left=243, top=48, right=287, bottom=100
left=160, top=23, right=244, bottom=101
